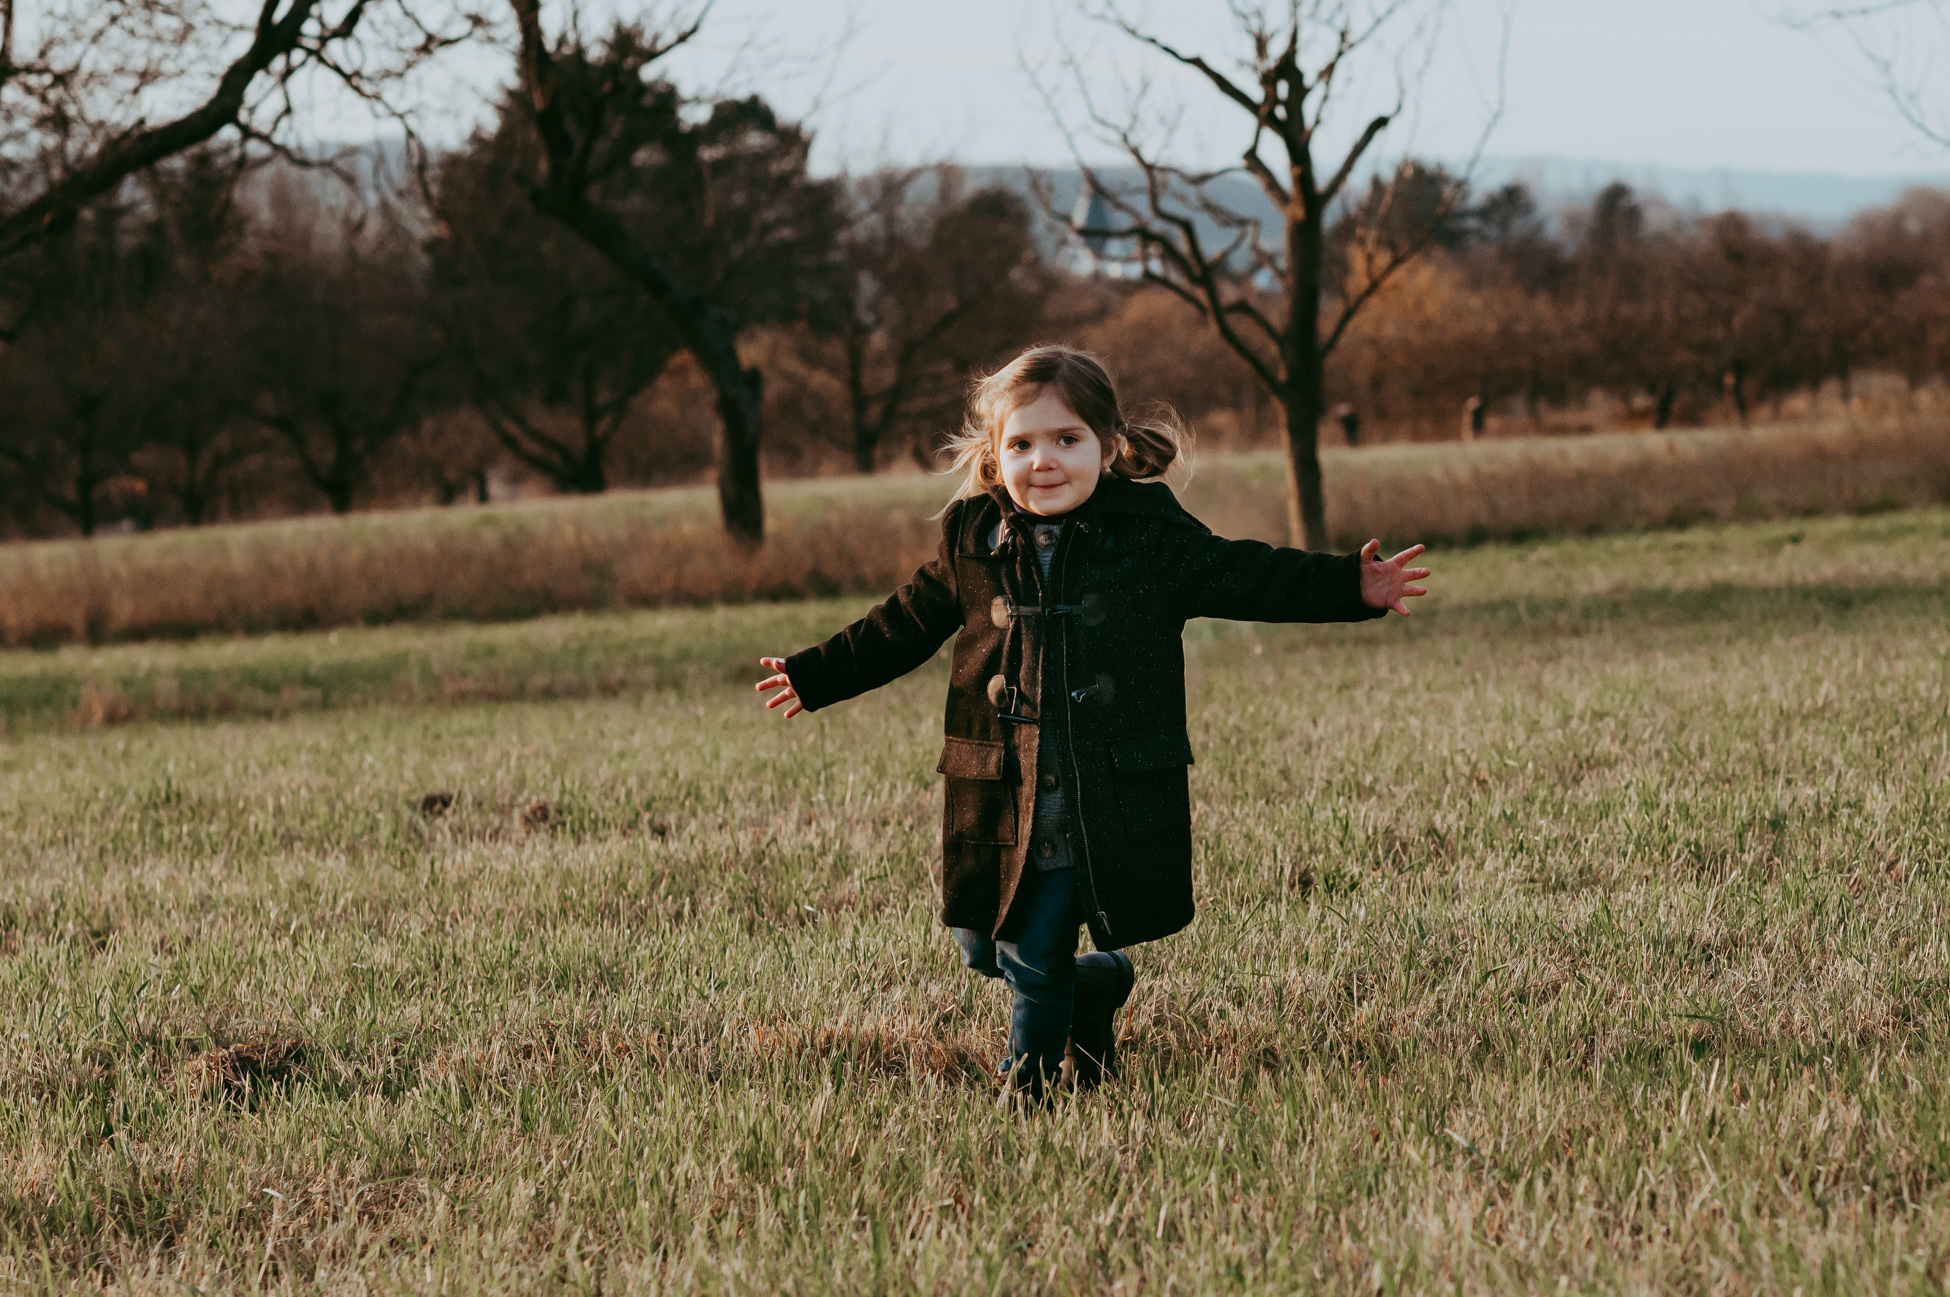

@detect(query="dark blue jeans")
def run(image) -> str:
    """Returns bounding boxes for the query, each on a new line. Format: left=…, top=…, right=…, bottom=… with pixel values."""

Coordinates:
left=953, top=864, right=1084, bottom=1086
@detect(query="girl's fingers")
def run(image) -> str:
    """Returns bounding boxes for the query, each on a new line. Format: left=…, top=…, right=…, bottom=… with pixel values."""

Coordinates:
left=757, top=659, right=791, bottom=692
left=764, top=688, right=797, bottom=710
left=1361, top=539, right=1382, bottom=562
left=1401, top=567, right=1432, bottom=580
left=1390, top=543, right=1426, bottom=564
left=785, top=701, right=803, bottom=719
left=1403, top=585, right=1427, bottom=597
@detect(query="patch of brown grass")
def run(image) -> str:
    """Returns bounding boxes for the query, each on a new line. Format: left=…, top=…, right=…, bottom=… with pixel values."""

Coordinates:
left=0, top=416, right=1942, bottom=646
left=72, top=680, right=136, bottom=727
left=1213, top=414, right=1950, bottom=550
left=182, top=1039, right=306, bottom=1104
left=0, top=502, right=942, bottom=647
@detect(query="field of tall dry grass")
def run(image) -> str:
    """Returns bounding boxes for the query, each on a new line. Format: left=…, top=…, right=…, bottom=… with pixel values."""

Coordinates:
left=1, top=415, right=1942, bottom=647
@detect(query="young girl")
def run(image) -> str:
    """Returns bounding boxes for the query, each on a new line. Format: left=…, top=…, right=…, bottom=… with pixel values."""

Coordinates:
left=755, top=346, right=1428, bottom=1099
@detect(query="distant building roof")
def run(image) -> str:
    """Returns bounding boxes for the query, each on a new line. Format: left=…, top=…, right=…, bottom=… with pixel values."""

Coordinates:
left=1071, top=188, right=1117, bottom=255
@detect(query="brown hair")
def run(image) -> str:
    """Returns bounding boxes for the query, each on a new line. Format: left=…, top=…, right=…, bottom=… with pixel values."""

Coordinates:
left=940, top=344, right=1191, bottom=504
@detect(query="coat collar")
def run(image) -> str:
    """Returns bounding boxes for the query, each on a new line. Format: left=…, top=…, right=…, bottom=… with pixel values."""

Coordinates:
left=956, top=475, right=1202, bottom=555
left=1080, top=474, right=1206, bottom=526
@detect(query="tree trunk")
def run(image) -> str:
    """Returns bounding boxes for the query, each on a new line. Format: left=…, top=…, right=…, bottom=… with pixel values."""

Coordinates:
left=566, top=444, right=607, bottom=494
left=322, top=428, right=357, bottom=514
left=714, top=365, right=764, bottom=543
left=1281, top=191, right=1330, bottom=551
left=530, top=186, right=764, bottom=545
left=1724, top=364, right=1749, bottom=428
left=1653, top=381, right=1676, bottom=430
left=1280, top=387, right=1327, bottom=551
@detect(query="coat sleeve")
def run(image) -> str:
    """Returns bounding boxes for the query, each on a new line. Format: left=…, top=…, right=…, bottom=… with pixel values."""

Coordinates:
left=781, top=505, right=965, bottom=712
left=1163, top=527, right=1387, bottom=625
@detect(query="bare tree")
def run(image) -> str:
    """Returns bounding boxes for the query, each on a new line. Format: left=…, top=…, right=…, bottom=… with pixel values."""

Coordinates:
left=239, top=223, right=443, bottom=514
left=1046, top=2, right=1503, bottom=547
left=0, top=0, right=480, bottom=266
left=0, top=151, right=249, bottom=534
left=0, top=319, right=147, bottom=535
left=428, top=111, right=681, bottom=494
left=504, top=4, right=843, bottom=545
left=124, top=149, right=267, bottom=525
left=137, top=330, right=263, bottom=525
left=835, top=167, right=1049, bottom=472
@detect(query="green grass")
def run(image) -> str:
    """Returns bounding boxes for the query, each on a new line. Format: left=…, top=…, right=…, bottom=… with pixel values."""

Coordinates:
left=1, top=508, right=1948, bottom=1292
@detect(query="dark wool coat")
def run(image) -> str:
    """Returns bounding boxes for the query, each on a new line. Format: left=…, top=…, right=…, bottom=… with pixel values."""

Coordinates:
left=782, top=475, right=1384, bottom=950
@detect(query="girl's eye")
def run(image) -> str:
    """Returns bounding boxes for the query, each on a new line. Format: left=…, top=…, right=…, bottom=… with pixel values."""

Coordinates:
left=1058, top=435, right=1079, bottom=446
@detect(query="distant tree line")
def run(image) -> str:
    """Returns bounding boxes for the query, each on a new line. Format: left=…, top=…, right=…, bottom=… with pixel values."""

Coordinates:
left=1324, top=178, right=1950, bottom=436
left=1, top=21, right=1947, bottom=539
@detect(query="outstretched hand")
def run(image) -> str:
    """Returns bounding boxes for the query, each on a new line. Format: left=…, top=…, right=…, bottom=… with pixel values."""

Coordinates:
left=1358, top=540, right=1431, bottom=616
left=755, top=657, right=803, bottom=718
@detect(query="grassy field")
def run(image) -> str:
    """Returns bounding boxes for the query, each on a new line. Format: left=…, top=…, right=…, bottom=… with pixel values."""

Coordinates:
left=1, top=415, right=1943, bottom=647
left=1, top=506, right=1947, bottom=1292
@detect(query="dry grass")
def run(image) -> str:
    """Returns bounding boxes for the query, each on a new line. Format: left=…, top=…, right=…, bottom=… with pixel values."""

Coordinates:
left=0, top=414, right=1943, bottom=648
left=0, top=507, right=1946, bottom=1290
left=0, top=499, right=943, bottom=648
left=1245, top=414, right=1950, bottom=545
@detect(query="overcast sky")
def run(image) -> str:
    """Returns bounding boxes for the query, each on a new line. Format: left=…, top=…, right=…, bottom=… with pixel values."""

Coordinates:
left=393, top=0, right=1946, bottom=179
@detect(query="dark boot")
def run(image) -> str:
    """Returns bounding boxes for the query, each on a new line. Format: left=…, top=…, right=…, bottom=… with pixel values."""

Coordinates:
left=1062, top=951, right=1135, bottom=1090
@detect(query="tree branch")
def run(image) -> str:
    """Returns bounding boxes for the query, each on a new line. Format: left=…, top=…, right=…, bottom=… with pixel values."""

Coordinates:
left=1322, top=241, right=1422, bottom=357
left=1320, top=113, right=1392, bottom=206
left=0, top=0, right=16, bottom=97
left=478, top=395, right=582, bottom=478
left=1240, top=145, right=1292, bottom=208
left=1097, top=9, right=1263, bottom=115
left=1077, top=144, right=1282, bottom=391
left=0, top=0, right=323, bottom=261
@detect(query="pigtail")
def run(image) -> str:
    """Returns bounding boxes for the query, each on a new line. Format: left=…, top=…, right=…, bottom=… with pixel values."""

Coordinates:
left=1108, top=405, right=1192, bottom=483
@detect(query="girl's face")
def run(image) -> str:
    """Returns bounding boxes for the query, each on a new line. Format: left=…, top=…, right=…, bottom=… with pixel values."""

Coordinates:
left=997, top=388, right=1118, bottom=516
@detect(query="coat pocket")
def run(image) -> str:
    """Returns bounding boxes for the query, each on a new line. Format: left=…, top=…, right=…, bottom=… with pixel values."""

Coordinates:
left=937, top=736, right=1016, bottom=845
left=1107, top=731, right=1194, bottom=847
